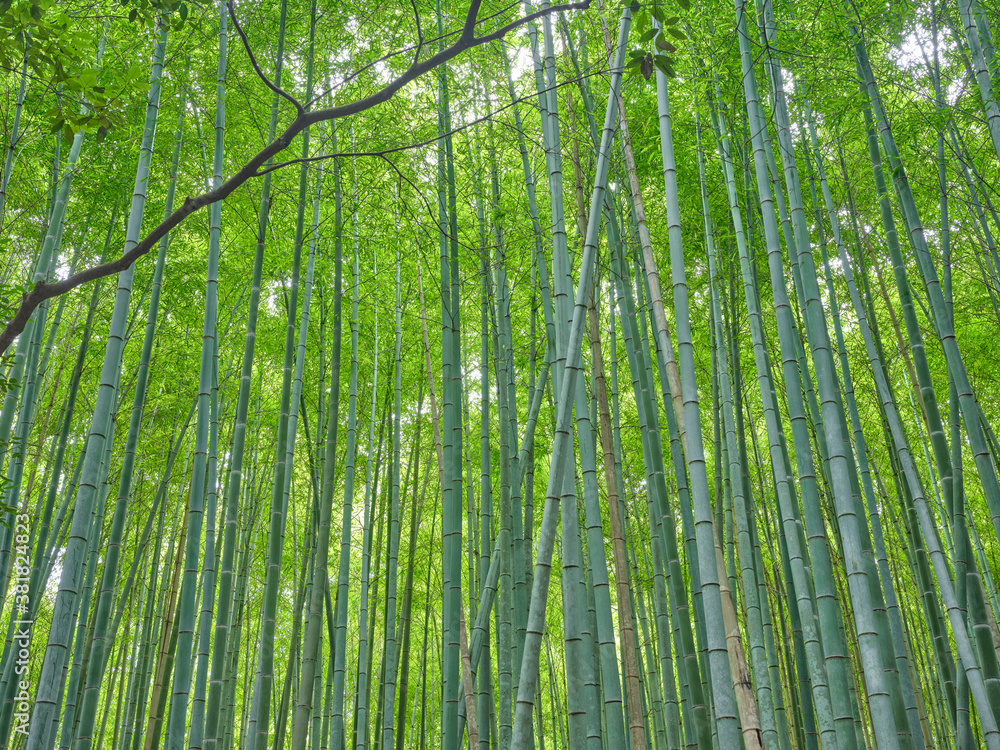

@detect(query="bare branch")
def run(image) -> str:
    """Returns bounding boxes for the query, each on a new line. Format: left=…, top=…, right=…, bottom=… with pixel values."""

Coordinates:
left=254, top=66, right=610, bottom=177
left=0, top=0, right=592, bottom=355
left=463, top=0, right=484, bottom=41
left=306, top=1, right=539, bottom=108
left=472, top=2, right=581, bottom=45
left=412, top=0, right=424, bottom=65
left=227, top=0, right=305, bottom=116
left=378, top=153, right=443, bottom=236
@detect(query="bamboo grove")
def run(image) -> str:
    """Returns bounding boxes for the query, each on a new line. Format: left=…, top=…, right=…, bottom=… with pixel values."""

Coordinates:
left=3, top=0, right=1000, bottom=748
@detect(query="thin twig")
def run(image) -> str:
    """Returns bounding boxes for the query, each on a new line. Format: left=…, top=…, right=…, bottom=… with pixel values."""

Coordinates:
left=227, top=0, right=305, bottom=115
left=307, top=0, right=571, bottom=107
left=254, top=67, right=609, bottom=177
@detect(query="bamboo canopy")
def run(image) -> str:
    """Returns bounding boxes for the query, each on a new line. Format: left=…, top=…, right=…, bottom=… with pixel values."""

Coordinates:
left=1, top=0, right=1000, bottom=748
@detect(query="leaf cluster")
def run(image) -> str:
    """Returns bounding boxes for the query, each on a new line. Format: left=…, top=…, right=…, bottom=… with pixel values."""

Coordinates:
left=622, top=0, right=686, bottom=79
left=1, top=0, right=192, bottom=143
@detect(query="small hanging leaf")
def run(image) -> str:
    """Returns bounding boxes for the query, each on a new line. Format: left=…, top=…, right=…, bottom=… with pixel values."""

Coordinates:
left=640, top=52, right=655, bottom=80
left=656, top=37, right=676, bottom=53
left=677, top=0, right=690, bottom=9
left=629, top=0, right=640, bottom=12
left=668, top=27, right=686, bottom=40
left=640, top=28, right=657, bottom=43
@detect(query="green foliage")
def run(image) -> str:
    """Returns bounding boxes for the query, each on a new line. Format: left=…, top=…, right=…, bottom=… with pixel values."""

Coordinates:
left=1, top=0, right=1000, bottom=748
left=0, top=0, right=189, bottom=141
left=622, top=0, right=683, bottom=80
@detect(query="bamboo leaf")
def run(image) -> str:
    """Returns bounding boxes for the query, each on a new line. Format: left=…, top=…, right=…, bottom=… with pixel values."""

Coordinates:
left=653, top=53, right=673, bottom=77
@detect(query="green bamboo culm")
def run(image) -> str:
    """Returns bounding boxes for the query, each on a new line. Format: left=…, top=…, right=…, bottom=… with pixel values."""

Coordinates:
left=24, top=20, right=165, bottom=749
left=165, top=8, right=223, bottom=745
left=73, top=26, right=179, bottom=750
left=330, top=132, right=362, bottom=750
left=0, top=50, right=27, bottom=228
left=739, top=3, right=904, bottom=747
left=5, top=4, right=1000, bottom=750
left=511, top=11, right=630, bottom=748
left=248, top=0, right=296, bottom=743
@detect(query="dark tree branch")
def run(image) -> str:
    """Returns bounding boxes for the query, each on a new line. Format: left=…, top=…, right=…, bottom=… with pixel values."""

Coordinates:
left=305, top=1, right=535, bottom=108
left=411, top=0, right=424, bottom=66
left=462, top=0, right=484, bottom=41
left=227, top=0, right=305, bottom=116
left=301, top=2, right=589, bottom=124
left=0, top=0, right=592, bottom=354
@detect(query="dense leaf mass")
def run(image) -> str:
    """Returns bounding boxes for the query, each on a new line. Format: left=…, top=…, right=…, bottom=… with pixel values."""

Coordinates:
left=1, top=0, right=1000, bottom=749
